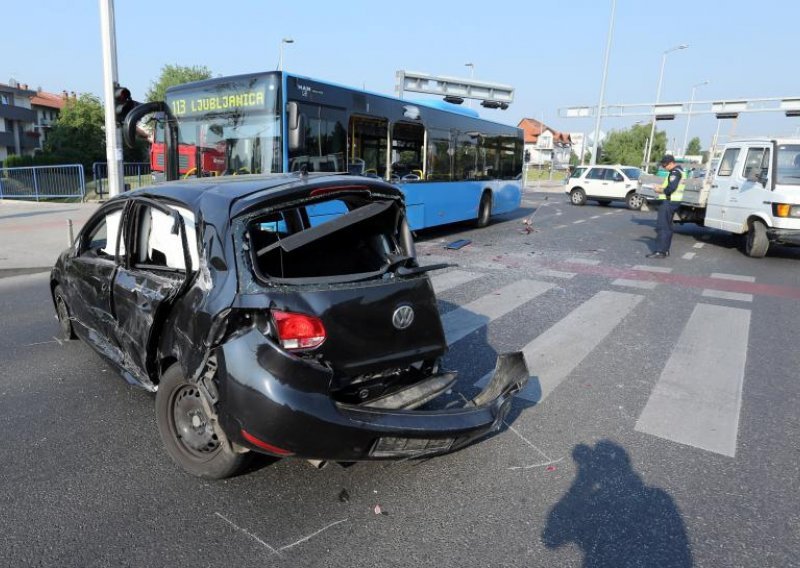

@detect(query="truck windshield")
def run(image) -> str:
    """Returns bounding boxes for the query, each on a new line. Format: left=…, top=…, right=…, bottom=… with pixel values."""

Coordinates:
left=166, top=75, right=282, bottom=176
left=776, top=144, right=800, bottom=185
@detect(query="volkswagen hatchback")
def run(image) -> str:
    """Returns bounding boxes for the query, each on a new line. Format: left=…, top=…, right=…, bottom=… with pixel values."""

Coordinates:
left=50, top=174, right=528, bottom=478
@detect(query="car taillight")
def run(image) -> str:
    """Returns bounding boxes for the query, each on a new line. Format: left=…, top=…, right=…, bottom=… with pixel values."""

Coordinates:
left=271, top=309, right=326, bottom=350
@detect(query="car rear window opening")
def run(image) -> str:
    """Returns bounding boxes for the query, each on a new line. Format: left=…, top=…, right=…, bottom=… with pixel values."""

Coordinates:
left=246, top=196, right=403, bottom=281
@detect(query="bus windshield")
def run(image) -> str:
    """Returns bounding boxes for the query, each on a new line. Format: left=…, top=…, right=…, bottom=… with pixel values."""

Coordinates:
left=166, top=74, right=282, bottom=175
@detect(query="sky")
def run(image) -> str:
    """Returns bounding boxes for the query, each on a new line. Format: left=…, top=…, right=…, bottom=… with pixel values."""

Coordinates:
left=5, top=0, right=800, bottom=153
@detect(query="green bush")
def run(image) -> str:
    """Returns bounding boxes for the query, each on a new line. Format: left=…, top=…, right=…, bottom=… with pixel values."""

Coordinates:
left=3, top=153, right=64, bottom=168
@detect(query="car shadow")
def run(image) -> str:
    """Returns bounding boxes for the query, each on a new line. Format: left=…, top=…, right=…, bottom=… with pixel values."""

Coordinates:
left=542, top=440, right=694, bottom=567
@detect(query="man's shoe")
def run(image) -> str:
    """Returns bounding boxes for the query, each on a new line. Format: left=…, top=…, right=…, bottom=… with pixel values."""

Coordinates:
left=646, top=251, right=669, bottom=259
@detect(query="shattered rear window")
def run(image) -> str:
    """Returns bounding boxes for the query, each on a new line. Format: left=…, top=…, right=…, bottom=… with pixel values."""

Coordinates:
left=244, top=193, right=406, bottom=282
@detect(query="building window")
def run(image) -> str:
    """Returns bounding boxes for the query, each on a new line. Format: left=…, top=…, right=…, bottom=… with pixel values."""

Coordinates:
left=0, top=94, right=9, bottom=105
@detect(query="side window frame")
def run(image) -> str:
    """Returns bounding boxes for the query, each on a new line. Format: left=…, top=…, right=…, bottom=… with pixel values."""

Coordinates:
left=126, top=198, right=195, bottom=275
left=78, top=205, right=126, bottom=261
left=717, top=148, right=741, bottom=177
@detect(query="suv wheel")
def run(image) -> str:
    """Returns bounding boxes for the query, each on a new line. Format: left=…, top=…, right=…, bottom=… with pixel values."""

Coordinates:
left=156, top=364, right=249, bottom=479
left=626, top=191, right=645, bottom=210
left=570, top=188, right=587, bottom=206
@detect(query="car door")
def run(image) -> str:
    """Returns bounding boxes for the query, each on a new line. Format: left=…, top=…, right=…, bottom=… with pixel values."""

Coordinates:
left=62, top=204, right=127, bottom=345
left=582, top=167, right=606, bottom=197
left=731, top=146, right=771, bottom=227
left=601, top=168, right=626, bottom=199
left=111, top=198, right=197, bottom=385
left=706, top=146, right=741, bottom=229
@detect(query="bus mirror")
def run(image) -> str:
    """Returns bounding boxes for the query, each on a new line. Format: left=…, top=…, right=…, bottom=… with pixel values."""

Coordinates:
left=287, top=102, right=306, bottom=151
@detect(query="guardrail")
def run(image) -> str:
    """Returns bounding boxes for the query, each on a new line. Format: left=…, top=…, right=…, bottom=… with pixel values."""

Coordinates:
left=92, top=162, right=152, bottom=199
left=0, top=164, right=86, bottom=200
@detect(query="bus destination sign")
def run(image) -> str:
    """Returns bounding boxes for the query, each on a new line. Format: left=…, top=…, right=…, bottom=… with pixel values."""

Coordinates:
left=170, top=86, right=267, bottom=117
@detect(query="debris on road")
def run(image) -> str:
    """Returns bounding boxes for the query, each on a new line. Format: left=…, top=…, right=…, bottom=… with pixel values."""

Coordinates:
left=445, top=239, right=471, bottom=250
left=338, top=489, right=350, bottom=503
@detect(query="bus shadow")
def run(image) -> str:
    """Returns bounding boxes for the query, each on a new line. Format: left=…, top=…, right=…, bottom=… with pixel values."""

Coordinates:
left=542, top=440, right=694, bottom=567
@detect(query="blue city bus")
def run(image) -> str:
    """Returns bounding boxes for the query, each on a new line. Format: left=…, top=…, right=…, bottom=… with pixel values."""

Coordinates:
left=155, top=71, right=523, bottom=230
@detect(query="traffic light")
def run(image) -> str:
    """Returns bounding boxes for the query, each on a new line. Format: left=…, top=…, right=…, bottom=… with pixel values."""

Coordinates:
left=114, top=85, right=136, bottom=126
left=524, top=149, right=531, bottom=163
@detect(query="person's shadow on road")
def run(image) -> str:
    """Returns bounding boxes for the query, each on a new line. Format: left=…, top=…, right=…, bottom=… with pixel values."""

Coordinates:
left=542, top=440, right=693, bottom=567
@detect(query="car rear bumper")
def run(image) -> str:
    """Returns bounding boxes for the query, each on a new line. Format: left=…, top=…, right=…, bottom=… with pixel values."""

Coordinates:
left=214, top=329, right=528, bottom=461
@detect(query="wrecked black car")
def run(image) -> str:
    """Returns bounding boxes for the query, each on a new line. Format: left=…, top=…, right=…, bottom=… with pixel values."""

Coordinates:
left=51, top=174, right=528, bottom=478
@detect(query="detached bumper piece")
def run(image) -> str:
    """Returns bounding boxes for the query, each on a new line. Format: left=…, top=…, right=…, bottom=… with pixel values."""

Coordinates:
left=348, top=351, right=529, bottom=459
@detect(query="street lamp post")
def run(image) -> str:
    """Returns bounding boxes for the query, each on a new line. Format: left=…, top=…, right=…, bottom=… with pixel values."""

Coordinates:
left=590, top=0, right=616, bottom=165
left=644, top=44, right=688, bottom=172
left=278, top=37, right=294, bottom=71
left=681, top=80, right=709, bottom=156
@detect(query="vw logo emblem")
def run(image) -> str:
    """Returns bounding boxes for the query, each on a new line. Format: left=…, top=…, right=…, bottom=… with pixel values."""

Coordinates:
left=392, top=305, right=415, bottom=330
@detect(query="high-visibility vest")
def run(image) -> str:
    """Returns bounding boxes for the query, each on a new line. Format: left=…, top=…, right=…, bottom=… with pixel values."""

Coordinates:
left=658, top=167, right=685, bottom=201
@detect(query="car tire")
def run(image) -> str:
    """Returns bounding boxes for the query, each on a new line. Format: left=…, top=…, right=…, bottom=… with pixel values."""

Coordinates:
left=54, top=284, right=76, bottom=340
left=570, top=188, right=587, bottom=206
left=597, top=200, right=612, bottom=206
left=156, top=364, right=249, bottom=479
left=626, top=191, right=645, bottom=210
left=476, top=193, right=492, bottom=227
left=744, top=219, right=769, bottom=258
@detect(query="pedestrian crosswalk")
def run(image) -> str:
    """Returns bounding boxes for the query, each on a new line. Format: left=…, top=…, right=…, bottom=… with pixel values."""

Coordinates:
left=428, top=263, right=761, bottom=458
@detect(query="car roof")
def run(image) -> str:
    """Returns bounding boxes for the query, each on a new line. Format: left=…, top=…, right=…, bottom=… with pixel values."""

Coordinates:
left=105, top=173, right=402, bottom=228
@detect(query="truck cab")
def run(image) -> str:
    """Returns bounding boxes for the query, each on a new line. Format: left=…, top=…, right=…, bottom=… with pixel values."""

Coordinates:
left=678, top=138, right=800, bottom=257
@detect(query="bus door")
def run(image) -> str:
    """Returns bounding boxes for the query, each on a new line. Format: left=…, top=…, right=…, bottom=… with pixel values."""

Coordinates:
left=349, top=116, right=389, bottom=178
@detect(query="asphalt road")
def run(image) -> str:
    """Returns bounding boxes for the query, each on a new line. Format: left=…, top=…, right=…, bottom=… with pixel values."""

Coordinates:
left=1, top=190, right=799, bottom=567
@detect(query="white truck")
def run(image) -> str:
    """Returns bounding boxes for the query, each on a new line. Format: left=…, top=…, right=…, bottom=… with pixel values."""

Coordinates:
left=639, top=138, right=800, bottom=257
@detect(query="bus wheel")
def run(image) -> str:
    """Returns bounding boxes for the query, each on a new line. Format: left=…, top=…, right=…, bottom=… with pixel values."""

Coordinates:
left=744, top=219, right=769, bottom=258
left=477, top=193, right=492, bottom=227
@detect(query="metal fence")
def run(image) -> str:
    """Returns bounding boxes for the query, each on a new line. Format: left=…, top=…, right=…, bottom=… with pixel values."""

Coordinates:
left=0, top=164, right=86, bottom=200
left=92, top=162, right=152, bottom=198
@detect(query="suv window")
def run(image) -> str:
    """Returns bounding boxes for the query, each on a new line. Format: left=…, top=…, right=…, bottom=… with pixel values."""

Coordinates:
left=718, top=148, right=740, bottom=177
left=570, top=167, right=587, bottom=179
left=586, top=168, right=606, bottom=180
left=605, top=169, right=624, bottom=182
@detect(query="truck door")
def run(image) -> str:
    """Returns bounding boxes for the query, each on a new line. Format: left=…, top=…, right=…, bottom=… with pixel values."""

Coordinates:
left=706, top=146, right=741, bottom=230
left=731, top=146, right=771, bottom=228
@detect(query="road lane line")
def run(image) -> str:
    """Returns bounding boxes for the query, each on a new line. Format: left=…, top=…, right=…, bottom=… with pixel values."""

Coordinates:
left=682, top=252, right=696, bottom=260
left=590, top=215, right=601, bottom=219
left=701, top=289, right=753, bottom=303
left=635, top=303, right=750, bottom=457
left=633, top=265, right=672, bottom=273
left=612, top=278, right=657, bottom=290
left=573, top=219, right=586, bottom=224
left=566, top=258, right=601, bottom=266
left=430, top=270, right=483, bottom=294
left=693, top=243, right=705, bottom=249
left=711, top=273, right=756, bottom=283
left=442, top=280, right=553, bottom=346
left=537, top=269, right=577, bottom=279
left=477, top=291, right=643, bottom=402
left=554, top=224, right=569, bottom=229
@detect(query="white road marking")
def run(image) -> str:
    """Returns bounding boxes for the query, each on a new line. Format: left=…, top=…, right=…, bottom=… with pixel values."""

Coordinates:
left=612, top=278, right=658, bottom=290
left=417, top=254, right=456, bottom=267
left=537, top=269, right=577, bottom=279
left=554, top=224, right=569, bottom=229
left=472, top=261, right=508, bottom=271
left=632, top=265, right=672, bottom=273
left=565, top=258, right=602, bottom=266
left=604, top=212, right=615, bottom=216
left=682, top=252, right=696, bottom=260
left=693, top=243, right=705, bottom=249
left=215, top=513, right=281, bottom=557
left=430, top=270, right=483, bottom=294
left=442, top=280, right=553, bottom=346
left=590, top=215, right=601, bottom=219
left=278, top=519, right=348, bottom=552
left=635, top=303, right=750, bottom=457
left=711, top=273, right=756, bottom=283
left=477, top=291, right=643, bottom=403
left=702, top=289, right=753, bottom=303
left=573, top=219, right=586, bottom=224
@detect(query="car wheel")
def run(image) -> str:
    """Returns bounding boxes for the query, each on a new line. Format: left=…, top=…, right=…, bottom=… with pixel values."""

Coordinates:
left=597, top=200, right=612, bottom=206
left=626, top=191, right=645, bottom=210
left=744, top=219, right=769, bottom=258
left=156, top=364, right=249, bottom=479
left=570, top=188, right=587, bottom=206
left=476, top=193, right=492, bottom=227
left=54, top=285, right=76, bottom=340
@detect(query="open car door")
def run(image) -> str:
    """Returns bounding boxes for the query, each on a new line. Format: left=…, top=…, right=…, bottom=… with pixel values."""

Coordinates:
left=112, top=198, right=195, bottom=387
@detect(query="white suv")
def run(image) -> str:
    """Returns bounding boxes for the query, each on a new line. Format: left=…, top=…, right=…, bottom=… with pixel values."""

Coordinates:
left=565, top=165, right=645, bottom=210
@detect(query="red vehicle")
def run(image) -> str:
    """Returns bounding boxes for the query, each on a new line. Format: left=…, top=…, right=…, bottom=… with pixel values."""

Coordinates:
left=150, top=121, right=226, bottom=177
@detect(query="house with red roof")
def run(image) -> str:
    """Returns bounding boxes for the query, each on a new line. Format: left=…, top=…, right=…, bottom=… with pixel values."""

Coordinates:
left=517, top=118, right=572, bottom=168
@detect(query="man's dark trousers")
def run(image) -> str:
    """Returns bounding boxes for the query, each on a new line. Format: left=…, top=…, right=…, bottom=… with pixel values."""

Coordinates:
left=655, top=200, right=680, bottom=253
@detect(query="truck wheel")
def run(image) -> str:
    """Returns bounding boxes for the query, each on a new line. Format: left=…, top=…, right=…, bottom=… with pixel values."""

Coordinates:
left=476, top=193, right=492, bottom=227
left=626, top=191, right=645, bottom=210
left=156, top=364, right=249, bottom=479
left=54, top=285, right=76, bottom=340
left=744, top=219, right=769, bottom=258
left=570, top=188, right=587, bottom=206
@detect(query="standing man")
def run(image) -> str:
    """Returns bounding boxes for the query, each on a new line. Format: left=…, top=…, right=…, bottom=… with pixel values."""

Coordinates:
left=646, top=154, right=685, bottom=259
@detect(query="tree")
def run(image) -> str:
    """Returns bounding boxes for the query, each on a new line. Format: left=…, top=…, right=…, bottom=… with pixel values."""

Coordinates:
left=600, top=123, right=667, bottom=169
left=45, top=94, right=106, bottom=171
left=146, top=64, right=213, bottom=102
left=686, top=137, right=702, bottom=156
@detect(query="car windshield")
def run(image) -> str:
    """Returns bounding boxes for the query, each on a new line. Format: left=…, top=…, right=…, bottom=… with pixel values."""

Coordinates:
left=166, top=74, right=282, bottom=176
left=621, top=167, right=641, bottom=180
left=776, top=144, right=800, bottom=185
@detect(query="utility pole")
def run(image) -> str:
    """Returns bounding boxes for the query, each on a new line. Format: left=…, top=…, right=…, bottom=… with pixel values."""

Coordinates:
left=99, top=0, right=123, bottom=198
